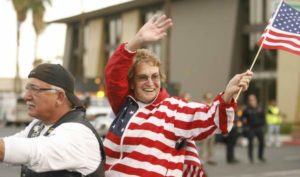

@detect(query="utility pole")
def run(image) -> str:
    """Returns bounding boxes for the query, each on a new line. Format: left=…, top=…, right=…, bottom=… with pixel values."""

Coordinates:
left=164, top=0, right=171, bottom=85
left=78, top=0, right=85, bottom=78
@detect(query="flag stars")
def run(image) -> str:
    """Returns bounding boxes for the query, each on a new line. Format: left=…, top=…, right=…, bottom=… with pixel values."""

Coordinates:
left=273, top=5, right=300, bottom=33
left=265, top=1, right=300, bottom=55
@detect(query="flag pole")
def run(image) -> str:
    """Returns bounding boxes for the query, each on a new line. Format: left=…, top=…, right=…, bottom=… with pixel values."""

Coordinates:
left=234, top=45, right=263, bottom=102
left=234, top=0, right=284, bottom=102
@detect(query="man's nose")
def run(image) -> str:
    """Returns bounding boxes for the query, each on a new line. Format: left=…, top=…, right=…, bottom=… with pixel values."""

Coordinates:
left=23, top=90, right=32, bottom=100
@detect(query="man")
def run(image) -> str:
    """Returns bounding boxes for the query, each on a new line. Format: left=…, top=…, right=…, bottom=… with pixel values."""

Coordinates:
left=104, top=15, right=253, bottom=177
left=242, top=94, right=266, bottom=163
left=266, top=99, right=282, bottom=147
left=0, top=64, right=105, bottom=177
left=226, top=104, right=243, bottom=164
left=197, top=92, right=218, bottom=165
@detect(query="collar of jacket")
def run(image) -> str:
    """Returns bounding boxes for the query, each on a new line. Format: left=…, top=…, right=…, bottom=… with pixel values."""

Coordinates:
left=128, top=88, right=169, bottom=106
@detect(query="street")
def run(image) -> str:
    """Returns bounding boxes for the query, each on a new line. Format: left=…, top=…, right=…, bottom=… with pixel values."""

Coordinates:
left=203, top=139, right=300, bottom=177
left=0, top=125, right=299, bottom=177
left=0, top=125, right=23, bottom=177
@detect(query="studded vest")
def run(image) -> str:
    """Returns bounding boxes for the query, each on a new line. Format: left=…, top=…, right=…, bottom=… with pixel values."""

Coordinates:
left=20, top=109, right=105, bottom=177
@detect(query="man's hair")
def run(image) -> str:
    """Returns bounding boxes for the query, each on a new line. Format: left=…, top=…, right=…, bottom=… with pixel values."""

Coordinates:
left=49, top=85, right=72, bottom=107
left=28, top=63, right=84, bottom=109
left=203, top=92, right=212, bottom=100
left=128, top=49, right=166, bottom=84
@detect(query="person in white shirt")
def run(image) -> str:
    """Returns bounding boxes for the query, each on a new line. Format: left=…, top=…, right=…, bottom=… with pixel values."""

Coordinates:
left=0, top=63, right=105, bottom=177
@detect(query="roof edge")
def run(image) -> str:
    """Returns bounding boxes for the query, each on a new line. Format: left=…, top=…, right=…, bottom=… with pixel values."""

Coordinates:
left=48, top=0, right=164, bottom=24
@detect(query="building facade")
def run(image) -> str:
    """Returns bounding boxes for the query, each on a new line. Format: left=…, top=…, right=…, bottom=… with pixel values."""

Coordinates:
left=49, top=0, right=300, bottom=128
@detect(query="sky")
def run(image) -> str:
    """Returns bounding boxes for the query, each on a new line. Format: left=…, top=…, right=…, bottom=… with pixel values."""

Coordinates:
left=0, top=0, right=131, bottom=78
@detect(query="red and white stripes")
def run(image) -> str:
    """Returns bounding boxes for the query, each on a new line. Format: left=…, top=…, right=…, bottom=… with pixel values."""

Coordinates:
left=104, top=96, right=234, bottom=177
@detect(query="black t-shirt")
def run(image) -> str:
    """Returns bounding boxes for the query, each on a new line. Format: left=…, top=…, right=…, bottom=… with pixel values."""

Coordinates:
left=242, top=106, right=265, bottom=128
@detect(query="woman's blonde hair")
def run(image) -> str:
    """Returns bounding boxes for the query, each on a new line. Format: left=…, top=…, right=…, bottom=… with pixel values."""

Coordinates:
left=128, top=49, right=166, bottom=84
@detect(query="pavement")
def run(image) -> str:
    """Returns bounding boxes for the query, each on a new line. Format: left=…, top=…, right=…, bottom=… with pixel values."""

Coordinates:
left=0, top=126, right=299, bottom=177
left=203, top=136, right=300, bottom=177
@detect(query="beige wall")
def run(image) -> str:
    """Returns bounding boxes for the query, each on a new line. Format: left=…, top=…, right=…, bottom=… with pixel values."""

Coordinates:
left=0, top=78, right=26, bottom=92
left=83, top=18, right=105, bottom=78
left=121, top=10, right=141, bottom=43
left=170, top=0, right=239, bottom=100
left=278, top=50, right=300, bottom=123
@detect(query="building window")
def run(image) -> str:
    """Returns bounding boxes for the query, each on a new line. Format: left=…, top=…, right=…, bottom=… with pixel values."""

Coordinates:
left=69, top=22, right=83, bottom=77
left=142, top=8, right=163, bottom=60
left=248, top=0, right=277, bottom=72
left=105, top=16, right=122, bottom=59
left=244, top=0, right=278, bottom=106
left=246, top=41, right=277, bottom=72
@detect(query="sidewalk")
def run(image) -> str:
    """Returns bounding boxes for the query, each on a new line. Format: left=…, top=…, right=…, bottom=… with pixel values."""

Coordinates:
left=282, top=134, right=300, bottom=146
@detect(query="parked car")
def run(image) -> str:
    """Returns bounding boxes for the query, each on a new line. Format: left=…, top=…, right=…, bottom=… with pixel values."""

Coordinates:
left=85, top=97, right=113, bottom=137
left=0, top=92, right=32, bottom=126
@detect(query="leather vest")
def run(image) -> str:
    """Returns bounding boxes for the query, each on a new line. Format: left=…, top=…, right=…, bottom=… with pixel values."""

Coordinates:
left=21, top=109, right=105, bottom=177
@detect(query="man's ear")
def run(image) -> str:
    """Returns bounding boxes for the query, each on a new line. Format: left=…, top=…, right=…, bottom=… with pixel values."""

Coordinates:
left=56, top=91, right=66, bottom=106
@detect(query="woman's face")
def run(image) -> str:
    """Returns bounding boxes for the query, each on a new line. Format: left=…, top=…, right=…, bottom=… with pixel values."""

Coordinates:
left=131, top=62, right=161, bottom=104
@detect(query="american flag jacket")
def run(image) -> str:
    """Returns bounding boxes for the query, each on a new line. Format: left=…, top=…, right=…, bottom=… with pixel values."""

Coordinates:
left=104, top=43, right=236, bottom=177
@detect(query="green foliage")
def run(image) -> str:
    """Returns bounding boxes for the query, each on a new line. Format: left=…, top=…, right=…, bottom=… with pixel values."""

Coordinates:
left=280, top=122, right=293, bottom=134
left=12, top=0, right=30, bottom=22
left=11, top=0, right=52, bottom=26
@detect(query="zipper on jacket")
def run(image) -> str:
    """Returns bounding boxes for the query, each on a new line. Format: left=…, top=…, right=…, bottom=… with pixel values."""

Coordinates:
left=108, top=102, right=140, bottom=172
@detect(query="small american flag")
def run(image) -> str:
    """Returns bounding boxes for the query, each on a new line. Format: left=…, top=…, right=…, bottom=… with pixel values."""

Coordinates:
left=259, top=1, right=300, bottom=55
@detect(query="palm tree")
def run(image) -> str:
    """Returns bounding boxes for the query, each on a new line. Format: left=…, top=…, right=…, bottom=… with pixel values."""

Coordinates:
left=30, top=0, right=51, bottom=66
left=11, top=0, right=51, bottom=93
left=12, top=0, right=30, bottom=94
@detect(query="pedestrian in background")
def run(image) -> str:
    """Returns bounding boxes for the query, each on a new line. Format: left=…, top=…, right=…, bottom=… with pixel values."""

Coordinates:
left=266, top=99, right=282, bottom=147
left=226, top=104, right=244, bottom=164
left=197, top=92, right=217, bottom=166
left=179, top=92, right=192, bottom=102
left=242, top=94, right=266, bottom=163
